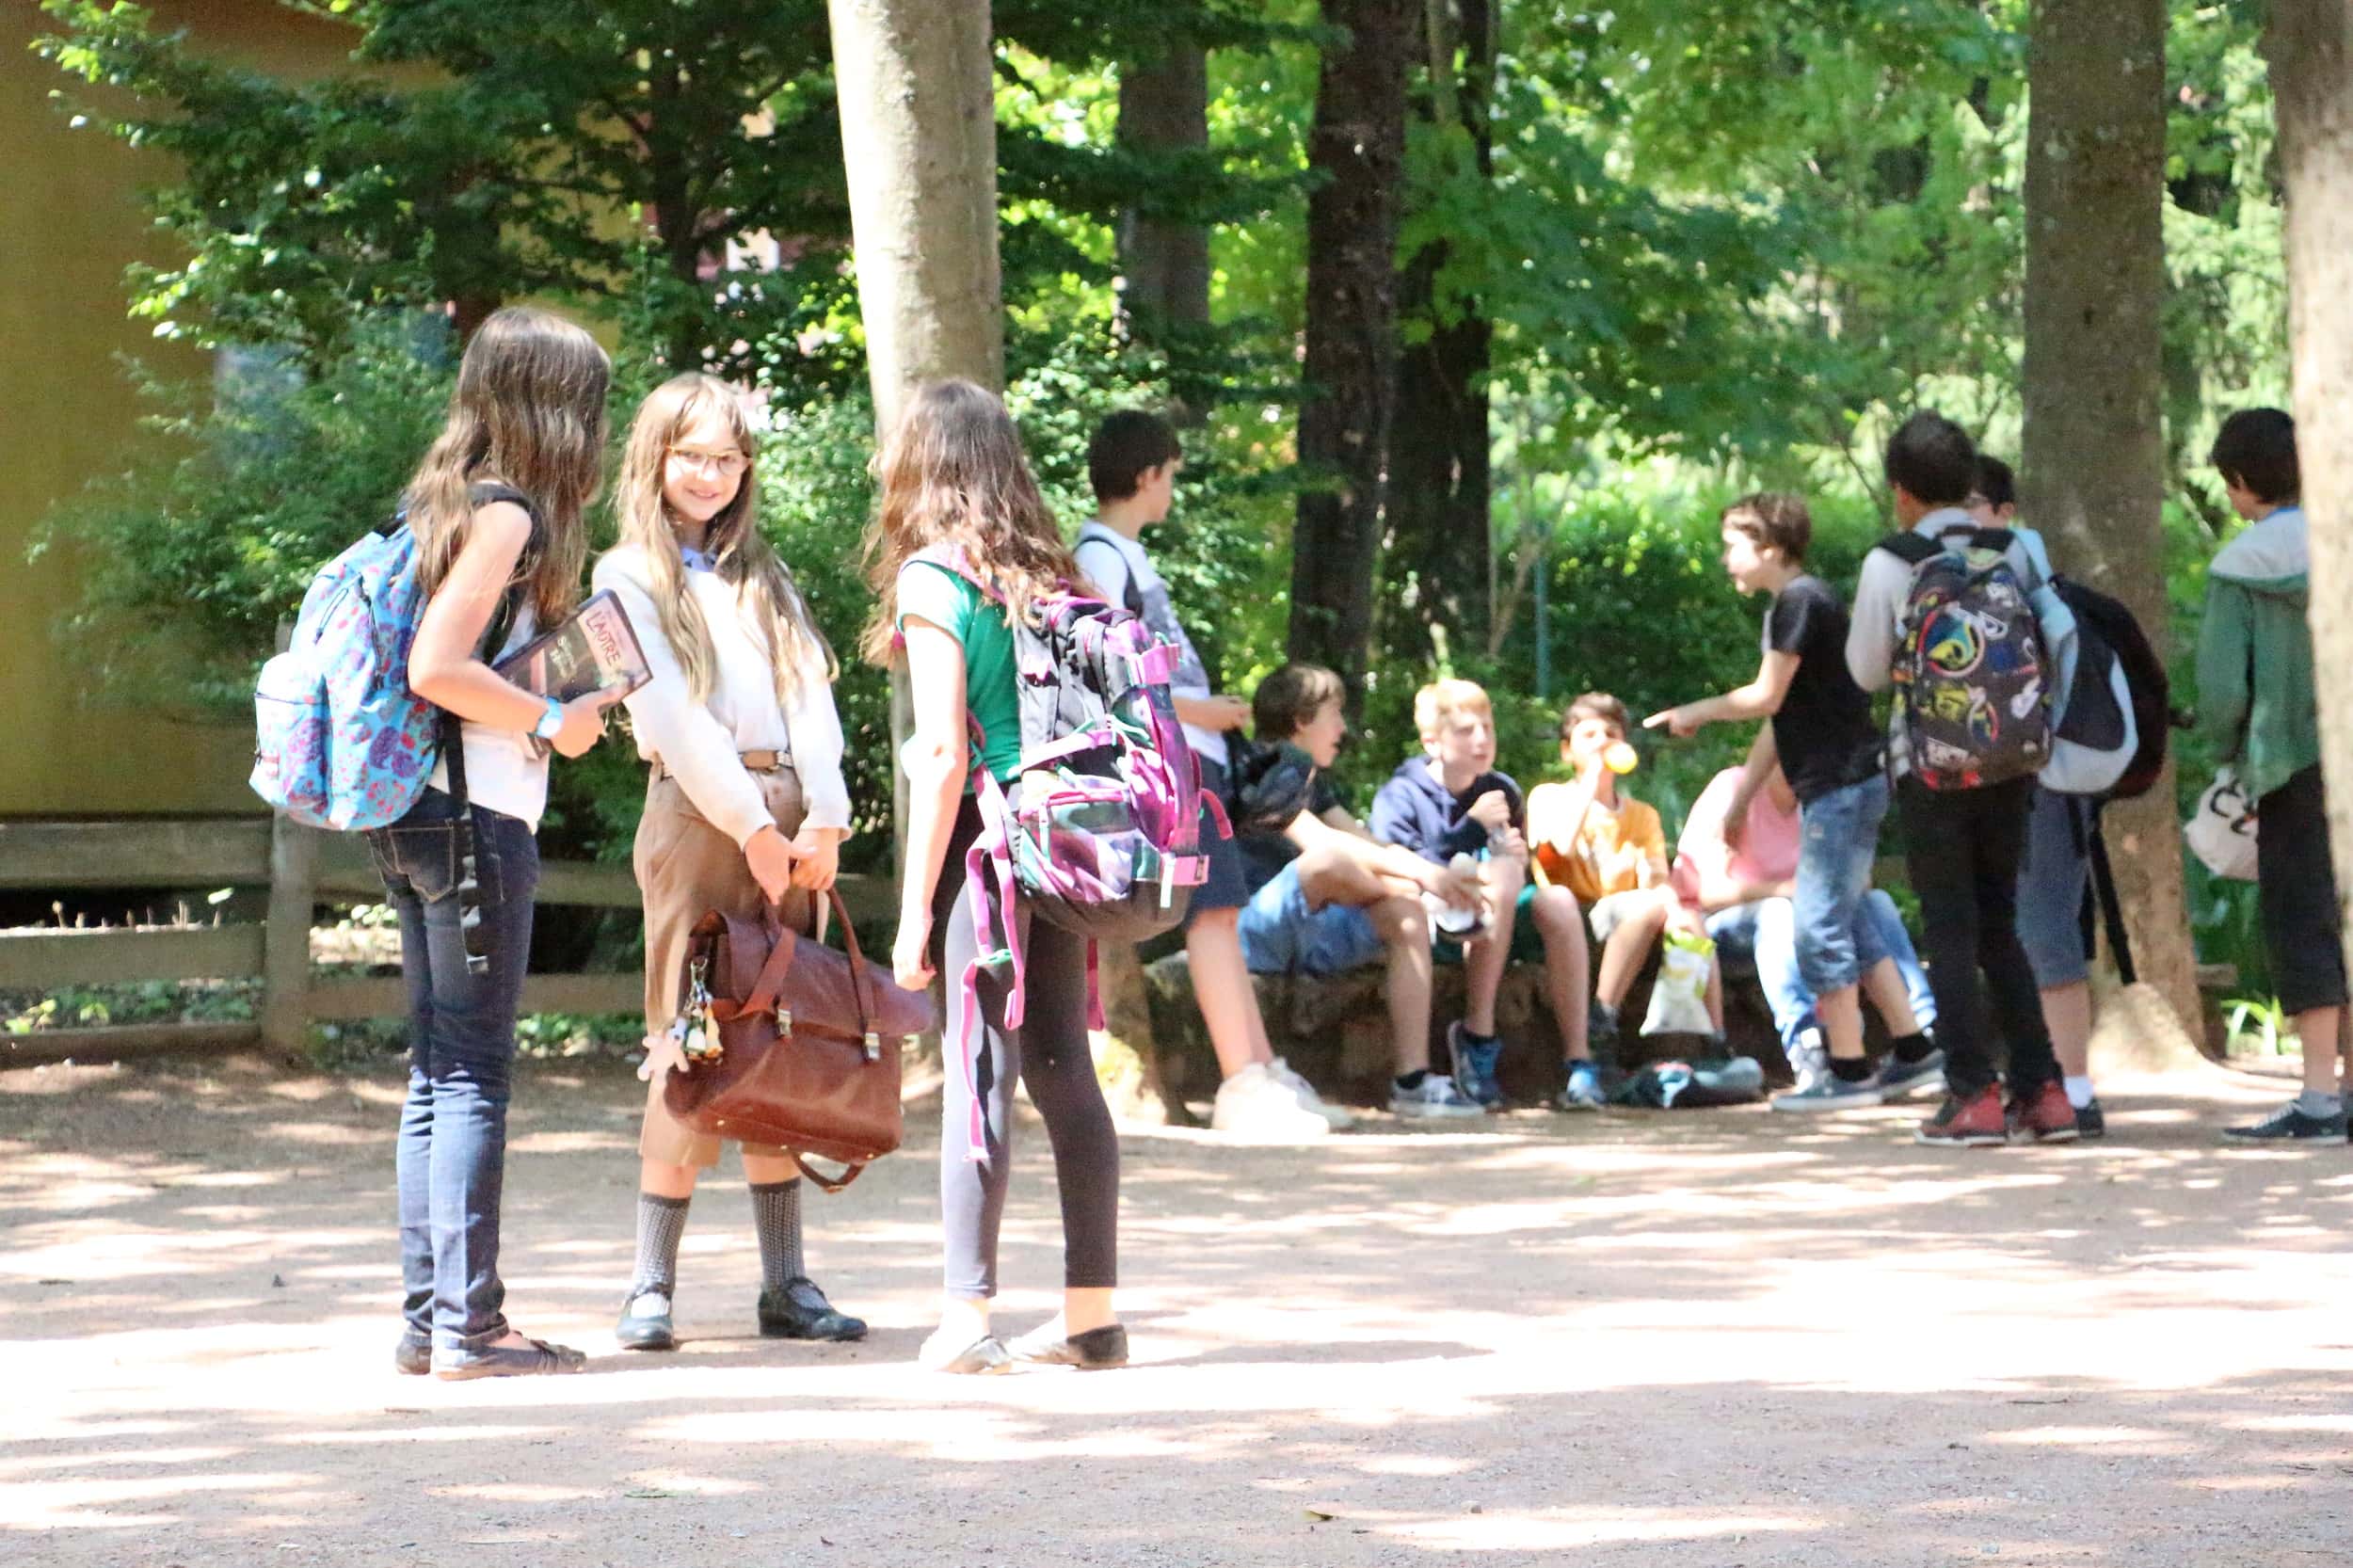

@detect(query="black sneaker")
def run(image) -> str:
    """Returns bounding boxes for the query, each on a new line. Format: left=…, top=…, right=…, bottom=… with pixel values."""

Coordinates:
left=2221, top=1101, right=2349, bottom=1144
left=759, top=1277, right=868, bottom=1341
left=2073, top=1096, right=2105, bottom=1140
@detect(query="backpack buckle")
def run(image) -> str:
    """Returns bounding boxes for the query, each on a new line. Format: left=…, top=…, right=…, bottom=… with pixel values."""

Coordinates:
left=863, top=1032, right=881, bottom=1061
left=1159, top=851, right=1176, bottom=908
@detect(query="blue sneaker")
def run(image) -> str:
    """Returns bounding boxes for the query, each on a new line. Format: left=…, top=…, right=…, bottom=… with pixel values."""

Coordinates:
left=1447, top=1022, right=1504, bottom=1109
left=1554, top=1060, right=1606, bottom=1112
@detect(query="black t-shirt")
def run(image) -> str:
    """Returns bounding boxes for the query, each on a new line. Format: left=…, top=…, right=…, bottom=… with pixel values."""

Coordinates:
left=1238, top=773, right=1346, bottom=893
left=1764, top=574, right=1883, bottom=802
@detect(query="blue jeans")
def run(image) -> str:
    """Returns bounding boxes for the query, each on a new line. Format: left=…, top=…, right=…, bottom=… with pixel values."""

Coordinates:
left=1791, top=775, right=1890, bottom=998
left=366, top=788, right=538, bottom=1351
left=1710, top=889, right=1936, bottom=1066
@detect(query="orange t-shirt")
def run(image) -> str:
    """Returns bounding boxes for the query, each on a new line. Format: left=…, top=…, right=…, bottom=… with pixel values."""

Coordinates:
left=1529, top=787, right=1667, bottom=905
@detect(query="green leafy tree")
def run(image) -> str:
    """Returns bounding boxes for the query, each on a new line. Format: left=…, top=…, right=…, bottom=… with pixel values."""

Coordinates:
left=38, top=0, right=857, bottom=386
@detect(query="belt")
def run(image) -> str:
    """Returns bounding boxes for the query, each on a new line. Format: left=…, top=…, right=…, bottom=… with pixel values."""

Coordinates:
left=653, top=749, right=792, bottom=781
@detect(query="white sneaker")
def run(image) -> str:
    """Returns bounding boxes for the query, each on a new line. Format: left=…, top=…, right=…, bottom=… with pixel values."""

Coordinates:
left=1269, top=1056, right=1354, bottom=1130
left=1211, top=1062, right=1333, bottom=1141
left=1389, top=1072, right=1486, bottom=1121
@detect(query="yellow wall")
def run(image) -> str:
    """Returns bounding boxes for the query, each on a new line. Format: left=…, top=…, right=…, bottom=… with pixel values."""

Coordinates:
left=1, top=2, right=359, bottom=817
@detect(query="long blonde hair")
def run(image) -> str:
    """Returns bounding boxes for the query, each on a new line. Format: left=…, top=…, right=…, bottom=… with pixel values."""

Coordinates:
left=857, top=378, right=1078, bottom=665
left=612, top=373, right=835, bottom=706
left=406, top=306, right=610, bottom=627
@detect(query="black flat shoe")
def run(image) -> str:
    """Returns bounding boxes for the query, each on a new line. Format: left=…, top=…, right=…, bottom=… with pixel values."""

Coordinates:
left=1009, top=1320, right=1128, bottom=1370
left=758, top=1277, right=867, bottom=1342
left=394, top=1333, right=431, bottom=1376
left=431, top=1336, right=587, bottom=1380
left=616, top=1289, right=677, bottom=1352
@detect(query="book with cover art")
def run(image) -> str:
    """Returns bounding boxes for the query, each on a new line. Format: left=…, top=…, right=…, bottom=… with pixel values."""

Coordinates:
left=494, top=588, right=653, bottom=705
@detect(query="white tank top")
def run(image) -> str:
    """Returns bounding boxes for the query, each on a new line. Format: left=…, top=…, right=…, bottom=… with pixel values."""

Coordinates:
left=426, top=607, right=549, bottom=831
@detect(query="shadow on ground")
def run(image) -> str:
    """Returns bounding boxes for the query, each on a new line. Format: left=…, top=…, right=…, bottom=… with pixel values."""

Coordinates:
left=4, top=1054, right=2348, bottom=1567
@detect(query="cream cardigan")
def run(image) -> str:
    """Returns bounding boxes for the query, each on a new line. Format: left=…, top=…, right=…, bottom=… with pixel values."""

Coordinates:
left=592, top=544, right=852, bottom=846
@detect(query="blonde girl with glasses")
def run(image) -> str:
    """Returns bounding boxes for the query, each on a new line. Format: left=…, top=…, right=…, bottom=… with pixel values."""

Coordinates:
left=591, top=373, right=864, bottom=1352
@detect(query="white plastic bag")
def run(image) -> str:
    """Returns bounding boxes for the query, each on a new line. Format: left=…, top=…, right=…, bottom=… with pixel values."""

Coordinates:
left=2185, top=768, right=2259, bottom=882
left=1640, top=928, right=1717, bottom=1036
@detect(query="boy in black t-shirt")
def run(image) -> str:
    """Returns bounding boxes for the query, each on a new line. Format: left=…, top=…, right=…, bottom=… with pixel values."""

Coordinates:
left=1651, top=493, right=1940, bottom=1110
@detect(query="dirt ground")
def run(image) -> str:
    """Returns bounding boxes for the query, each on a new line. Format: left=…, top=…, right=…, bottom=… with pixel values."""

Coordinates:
left=4, top=1052, right=2349, bottom=1568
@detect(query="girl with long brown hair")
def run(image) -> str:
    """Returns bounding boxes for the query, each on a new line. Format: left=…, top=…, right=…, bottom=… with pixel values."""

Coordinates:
left=867, top=378, right=1127, bottom=1374
left=594, top=373, right=863, bottom=1352
left=376, top=305, right=618, bottom=1380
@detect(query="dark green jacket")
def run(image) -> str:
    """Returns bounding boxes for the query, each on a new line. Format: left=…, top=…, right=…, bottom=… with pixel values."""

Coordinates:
left=2195, top=504, right=2318, bottom=802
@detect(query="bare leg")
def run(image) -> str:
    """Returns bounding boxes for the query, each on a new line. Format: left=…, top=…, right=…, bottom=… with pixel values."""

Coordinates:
left=2042, top=979, right=2094, bottom=1080
left=1464, top=854, right=1527, bottom=1036
left=640, top=1157, right=699, bottom=1202
left=1860, top=957, right=1921, bottom=1038
left=1816, top=984, right=1865, bottom=1063
left=2297, top=1004, right=2345, bottom=1096
left=1064, top=1286, right=1115, bottom=1336
left=1185, top=909, right=1275, bottom=1080
left=742, top=1152, right=799, bottom=1186
left=1291, top=847, right=1435, bottom=1076
left=1595, top=895, right=1669, bottom=1010
left=1528, top=885, right=1592, bottom=1062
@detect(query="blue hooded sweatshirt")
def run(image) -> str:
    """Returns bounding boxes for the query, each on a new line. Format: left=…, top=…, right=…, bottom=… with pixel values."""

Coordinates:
left=1369, top=757, right=1526, bottom=865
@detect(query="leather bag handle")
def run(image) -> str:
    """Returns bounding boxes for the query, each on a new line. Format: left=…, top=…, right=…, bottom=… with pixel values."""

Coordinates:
left=730, top=889, right=878, bottom=1035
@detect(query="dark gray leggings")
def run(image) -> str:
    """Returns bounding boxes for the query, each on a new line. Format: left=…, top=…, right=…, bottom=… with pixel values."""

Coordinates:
left=933, top=797, right=1119, bottom=1298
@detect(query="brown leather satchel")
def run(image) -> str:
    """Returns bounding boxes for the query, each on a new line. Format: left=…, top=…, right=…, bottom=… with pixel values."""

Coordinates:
left=662, top=889, right=933, bottom=1192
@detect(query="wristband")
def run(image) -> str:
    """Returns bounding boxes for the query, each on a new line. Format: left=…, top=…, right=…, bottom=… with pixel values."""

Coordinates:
left=532, top=696, right=565, bottom=740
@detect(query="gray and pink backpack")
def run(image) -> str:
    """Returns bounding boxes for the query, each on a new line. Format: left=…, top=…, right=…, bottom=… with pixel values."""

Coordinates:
left=908, top=546, right=1227, bottom=1161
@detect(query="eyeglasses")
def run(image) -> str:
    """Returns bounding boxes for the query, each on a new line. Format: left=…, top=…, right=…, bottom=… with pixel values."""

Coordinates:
left=666, top=446, right=749, bottom=478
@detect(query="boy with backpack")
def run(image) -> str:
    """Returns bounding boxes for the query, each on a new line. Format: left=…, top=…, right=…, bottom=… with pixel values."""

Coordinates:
left=1649, top=494, right=1935, bottom=1110
left=1969, top=456, right=2105, bottom=1137
left=1074, top=411, right=1345, bottom=1140
left=2198, top=408, right=2348, bottom=1144
left=1845, top=411, right=2075, bottom=1146
left=1372, top=679, right=1593, bottom=1112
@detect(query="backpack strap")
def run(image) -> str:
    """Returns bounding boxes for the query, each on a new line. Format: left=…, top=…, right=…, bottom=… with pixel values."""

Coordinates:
left=1874, top=531, right=1945, bottom=568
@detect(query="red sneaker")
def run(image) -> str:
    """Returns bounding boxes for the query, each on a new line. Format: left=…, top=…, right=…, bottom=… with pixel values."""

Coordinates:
left=1914, top=1085, right=2008, bottom=1146
left=2008, top=1080, right=2080, bottom=1144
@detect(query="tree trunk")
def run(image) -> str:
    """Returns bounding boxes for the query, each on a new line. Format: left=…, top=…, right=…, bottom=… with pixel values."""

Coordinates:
left=2264, top=3, right=2353, bottom=1007
left=1387, top=0, right=1495, bottom=667
left=1288, top=0, right=1414, bottom=699
left=824, top=0, right=1002, bottom=914
left=1115, top=40, right=1211, bottom=341
left=824, top=0, right=1002, bottom=431
left=2019, top=0, right=2201, bottom=1035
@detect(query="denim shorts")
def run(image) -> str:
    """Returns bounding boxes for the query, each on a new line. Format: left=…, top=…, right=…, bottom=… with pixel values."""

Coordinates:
left=1791, top=773, right=1890, bottom=996
left=1237, top=862, right=1387, bottom=976
left=2015, top=785, right=2090, bottom=988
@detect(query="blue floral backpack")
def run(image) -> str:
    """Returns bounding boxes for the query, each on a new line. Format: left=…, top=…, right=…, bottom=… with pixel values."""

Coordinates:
left=250, top=482, right=534, bottom=831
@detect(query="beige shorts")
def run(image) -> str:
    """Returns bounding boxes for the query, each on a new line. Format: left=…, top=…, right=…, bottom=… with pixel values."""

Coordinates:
left=633, top=767, right=814, bottom=1170
left=1587, top=888, right=1665, bottom=945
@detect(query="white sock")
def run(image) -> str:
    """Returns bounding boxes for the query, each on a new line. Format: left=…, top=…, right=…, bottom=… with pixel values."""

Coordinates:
left=2293, top=1089, right=2344, bottom=1117
left=2063, top=1075, right=2095, bottom=1110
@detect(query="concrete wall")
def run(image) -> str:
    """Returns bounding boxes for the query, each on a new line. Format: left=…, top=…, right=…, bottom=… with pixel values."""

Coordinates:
left=1, top=2, right=357, bottom=817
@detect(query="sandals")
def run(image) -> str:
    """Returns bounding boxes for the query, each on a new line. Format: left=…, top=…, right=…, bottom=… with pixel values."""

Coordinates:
left=431, top=1335, right=588, bottom=1380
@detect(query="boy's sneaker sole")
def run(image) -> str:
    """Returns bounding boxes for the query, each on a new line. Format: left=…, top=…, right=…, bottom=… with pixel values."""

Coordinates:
left=1769, top=1078, right=1885, bottom=1112
left=1877, top=1049, right=1946, bottom=1101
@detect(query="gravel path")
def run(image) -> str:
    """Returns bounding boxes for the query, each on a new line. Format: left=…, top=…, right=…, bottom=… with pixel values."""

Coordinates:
left=4, top=1054, right=2348, bottom=1566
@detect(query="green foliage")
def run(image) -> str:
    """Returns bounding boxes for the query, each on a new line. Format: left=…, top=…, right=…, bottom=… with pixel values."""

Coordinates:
left=33, top=318, right=456, bottom=712
left=37, top=0, right=856, bottom=382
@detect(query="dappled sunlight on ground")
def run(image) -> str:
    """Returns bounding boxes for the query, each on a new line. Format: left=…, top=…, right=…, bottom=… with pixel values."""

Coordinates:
left=3, top=1056, right=2348, bottom=1565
